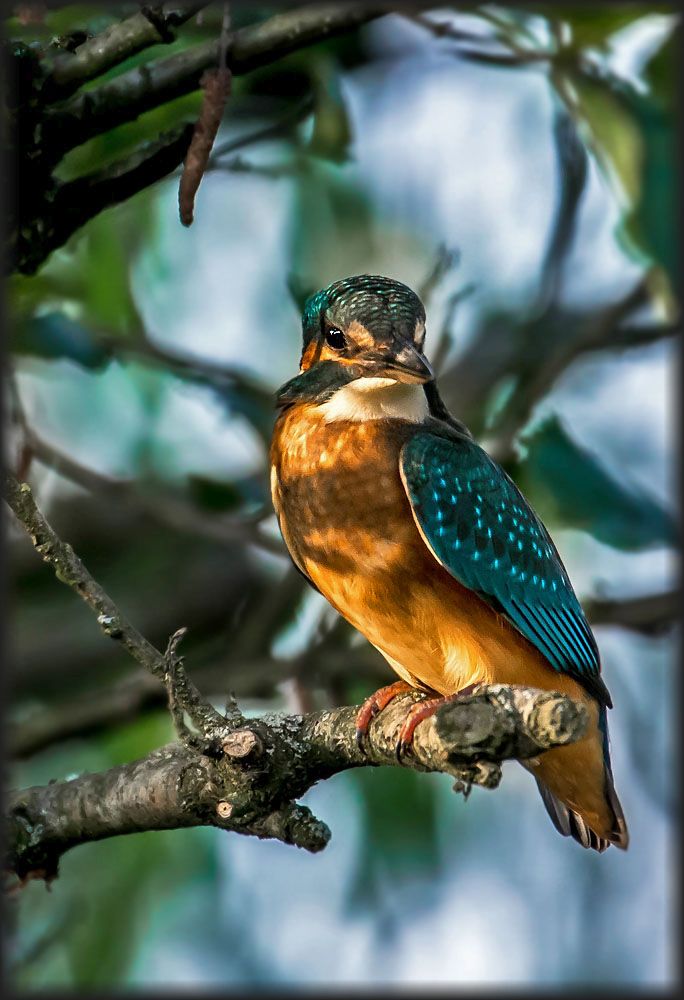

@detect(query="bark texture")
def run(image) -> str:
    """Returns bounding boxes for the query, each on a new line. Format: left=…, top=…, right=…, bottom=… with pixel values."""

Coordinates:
left=8, top=685, right=587, bottom=881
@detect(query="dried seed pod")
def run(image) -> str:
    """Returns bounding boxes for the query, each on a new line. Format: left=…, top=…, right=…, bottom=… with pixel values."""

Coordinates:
left=178, top=67, right=232, bottom=226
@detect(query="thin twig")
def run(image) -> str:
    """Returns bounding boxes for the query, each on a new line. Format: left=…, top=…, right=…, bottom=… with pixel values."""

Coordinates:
left=208, top=94, right=314, bottom=164
left=7, top=408, right=282, bottom=554
left=4, top=473, right=201, bottom=691
left=489, top=277, right=661, bottom=461
left=417, top=245, right=460, bottom=304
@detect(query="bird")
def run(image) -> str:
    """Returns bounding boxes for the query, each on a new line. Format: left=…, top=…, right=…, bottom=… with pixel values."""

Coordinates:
left=270, top=274, right=628, bottom=852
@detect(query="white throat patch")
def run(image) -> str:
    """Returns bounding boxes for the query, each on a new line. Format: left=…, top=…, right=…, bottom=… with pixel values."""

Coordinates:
left=318, top=377, right=429, bottom=423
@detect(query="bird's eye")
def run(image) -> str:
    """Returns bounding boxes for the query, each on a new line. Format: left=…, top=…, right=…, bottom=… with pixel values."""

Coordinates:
left=325, top=327, right=347, bottom=351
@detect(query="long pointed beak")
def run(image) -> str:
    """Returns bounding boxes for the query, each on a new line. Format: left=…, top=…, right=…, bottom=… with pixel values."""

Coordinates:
left=382, top=340, right=434, bottom=384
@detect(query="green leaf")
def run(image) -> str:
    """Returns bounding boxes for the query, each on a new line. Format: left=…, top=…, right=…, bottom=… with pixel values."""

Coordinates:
left=553, top=22, right=678, bottom=295
left=565, top=70, right=643, bottom=209
left=517, top=415, right=676, bottom=551
left=619, top=32, right=679, bottom=294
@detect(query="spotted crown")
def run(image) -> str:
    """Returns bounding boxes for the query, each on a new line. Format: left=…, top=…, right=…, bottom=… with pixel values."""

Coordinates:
left=302, top=275, right=425, bottom=348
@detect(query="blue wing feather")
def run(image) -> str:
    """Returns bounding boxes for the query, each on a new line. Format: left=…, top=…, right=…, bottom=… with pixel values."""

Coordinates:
left=400, top=431, right=610, bottom=706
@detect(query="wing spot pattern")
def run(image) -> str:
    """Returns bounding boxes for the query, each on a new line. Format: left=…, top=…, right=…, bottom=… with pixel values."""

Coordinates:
left=400, top=433, right=603, bottom=691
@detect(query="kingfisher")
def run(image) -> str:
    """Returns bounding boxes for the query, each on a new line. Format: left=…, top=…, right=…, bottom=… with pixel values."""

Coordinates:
left=270, top=274, right=628, bottom=852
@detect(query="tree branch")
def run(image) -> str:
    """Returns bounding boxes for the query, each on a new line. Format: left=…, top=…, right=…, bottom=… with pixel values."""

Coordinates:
left=11, top=3, right=389, bottom=274
left=4, top=473, right=193, bottom=687
left=12, top=420, right=282, bottom=554
left=16, top=125, right=194, bottom=275
left=487, top=277, right=672, bottom=462
left=43, top=2, right=210, bottom=100
left=41, top=3, right=388, bottom=162
left=407, top=11, right=554, bottom=66
left=207, top=92, right=314, bottom=165
left=7, top=643, right=389, bottom=760
left=586, top=588, right=679, bottom=636
left=439, top=272, right=674, bottom=460
left=7, top=683, right=587, bottom=882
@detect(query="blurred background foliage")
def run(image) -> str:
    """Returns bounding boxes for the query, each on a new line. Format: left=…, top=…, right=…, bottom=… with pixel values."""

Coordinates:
left=6, top=1, right=679, bottom=989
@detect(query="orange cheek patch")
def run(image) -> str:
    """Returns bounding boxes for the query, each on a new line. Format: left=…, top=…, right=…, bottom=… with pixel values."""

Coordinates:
left=317, top=345, right=361, bottom=366
left=300, top=341, right=320, bottom=371
left=325, top=351, right=359, bottom=366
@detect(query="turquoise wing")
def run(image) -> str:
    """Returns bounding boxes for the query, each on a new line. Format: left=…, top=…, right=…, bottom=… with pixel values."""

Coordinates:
left=400, top=431, right=610, bottom=705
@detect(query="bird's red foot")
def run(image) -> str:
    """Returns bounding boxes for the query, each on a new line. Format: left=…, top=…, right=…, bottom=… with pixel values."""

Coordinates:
left=395, top=683, right=480, bottom=762
left=355, top=680, right=415, bottom=752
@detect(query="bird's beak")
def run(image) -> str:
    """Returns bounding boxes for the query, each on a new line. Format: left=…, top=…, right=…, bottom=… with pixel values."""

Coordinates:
left=381, top=340, right=434, bottom=384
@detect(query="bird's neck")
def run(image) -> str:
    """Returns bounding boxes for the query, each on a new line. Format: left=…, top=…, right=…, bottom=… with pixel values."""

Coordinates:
left=315, top=377, right=429, bottom=424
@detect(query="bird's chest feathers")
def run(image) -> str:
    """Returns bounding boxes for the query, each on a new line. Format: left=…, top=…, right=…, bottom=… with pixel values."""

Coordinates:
left=270, top=399, right=424, bottom=589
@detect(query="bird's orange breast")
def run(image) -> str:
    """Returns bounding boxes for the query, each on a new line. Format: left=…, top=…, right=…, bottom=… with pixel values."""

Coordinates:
left=271, top=406, right=549, bottom=695
left=270, top=405, right=617, bottom=839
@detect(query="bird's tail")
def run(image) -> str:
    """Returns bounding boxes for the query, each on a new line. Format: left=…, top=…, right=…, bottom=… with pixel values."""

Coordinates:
left=535, top=773, right=628, bottom=852
left=535, top=705, right=629, bottom=852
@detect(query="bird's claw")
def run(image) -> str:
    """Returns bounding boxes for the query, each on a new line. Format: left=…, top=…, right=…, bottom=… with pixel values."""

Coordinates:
left=354, top=680, right=414, bottom=756
left=354, top=710, right=377, bottom=753
left=393, top=695, right=444, bottom=763
left=395, top=735, right=412, bottom=763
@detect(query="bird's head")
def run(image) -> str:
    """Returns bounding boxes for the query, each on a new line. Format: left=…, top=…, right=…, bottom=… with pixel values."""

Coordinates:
left=276, top=275, right=433, bottom=414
